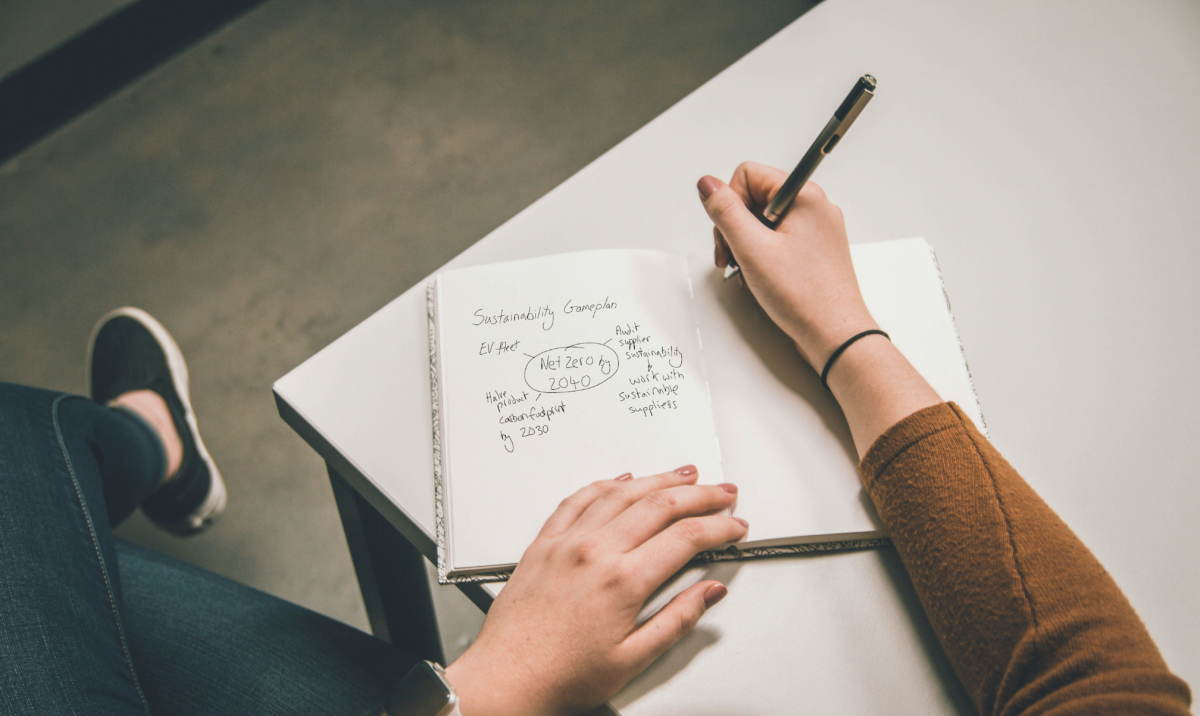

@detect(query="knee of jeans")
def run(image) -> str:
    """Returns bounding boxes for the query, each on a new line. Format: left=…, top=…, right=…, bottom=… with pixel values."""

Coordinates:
left=0, top=382, right=53, bottom=418
left=0, top=383, right=74, bottom=442
left=0, top=384, right=59, bottom=482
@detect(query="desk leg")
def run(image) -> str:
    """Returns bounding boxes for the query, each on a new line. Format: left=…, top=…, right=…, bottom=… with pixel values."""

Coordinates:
left=327, top=462, right=445, bottom=664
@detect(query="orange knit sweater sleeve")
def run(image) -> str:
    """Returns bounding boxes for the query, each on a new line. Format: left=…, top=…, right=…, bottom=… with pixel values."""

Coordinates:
left=859, top=402, right=1191, bottom=715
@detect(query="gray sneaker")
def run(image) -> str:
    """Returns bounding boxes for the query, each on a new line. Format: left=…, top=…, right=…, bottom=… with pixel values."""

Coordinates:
left=87, top=307, right=226, bottom=535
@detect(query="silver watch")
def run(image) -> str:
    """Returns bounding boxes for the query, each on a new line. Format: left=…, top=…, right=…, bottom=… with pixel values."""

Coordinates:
left=384, top=660, right=462, bottom=716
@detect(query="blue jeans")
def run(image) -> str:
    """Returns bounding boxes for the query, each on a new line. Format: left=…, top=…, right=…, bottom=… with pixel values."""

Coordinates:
left=0, top=383, right=417, bottom=715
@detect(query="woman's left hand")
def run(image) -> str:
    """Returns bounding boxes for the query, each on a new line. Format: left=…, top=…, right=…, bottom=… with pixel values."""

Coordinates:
left=445, top=466, right=747, bottom=716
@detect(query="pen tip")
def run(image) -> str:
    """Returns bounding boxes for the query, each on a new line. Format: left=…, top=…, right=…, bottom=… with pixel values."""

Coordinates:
left=861, top=74, right=877, bottom=91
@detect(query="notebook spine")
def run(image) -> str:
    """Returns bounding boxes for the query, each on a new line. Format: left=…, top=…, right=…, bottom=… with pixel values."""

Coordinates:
left=428, top=282, right=450, bottom=583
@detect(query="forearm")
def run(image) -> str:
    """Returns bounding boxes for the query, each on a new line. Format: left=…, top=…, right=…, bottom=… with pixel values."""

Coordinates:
left=859, top=402, right=1191, bottom=715
left=697, top=164, right=1189, bottom=711
left=824, top=336, right=941, bottom=460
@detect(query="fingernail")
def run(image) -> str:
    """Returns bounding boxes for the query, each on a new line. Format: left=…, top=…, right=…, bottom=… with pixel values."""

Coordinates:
left=615, top=472, right=633, bottom=481
left=697, top=175, right=721, bottom=200
left=674, top=464, right=697, bottom=476
left=703, top=583, right=728, bottom=608
left=717, top=482, right=737, bottom=494
left=732, top=516, right=749, bottom=528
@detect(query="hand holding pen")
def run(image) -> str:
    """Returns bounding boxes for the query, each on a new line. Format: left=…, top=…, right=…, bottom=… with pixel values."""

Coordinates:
left=718, top=74, right=876, bottom=280
left=696, top=76, right=883, bottom=374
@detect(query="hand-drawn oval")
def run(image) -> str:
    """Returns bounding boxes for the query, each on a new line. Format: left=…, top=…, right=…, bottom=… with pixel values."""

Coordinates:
left=524, top=342, right=620, bottom=394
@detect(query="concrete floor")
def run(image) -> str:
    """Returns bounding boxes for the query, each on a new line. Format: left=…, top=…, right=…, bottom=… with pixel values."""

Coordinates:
left=0, top=0, right=818, bottom=645
left=0, top=0, right=137, bottom=78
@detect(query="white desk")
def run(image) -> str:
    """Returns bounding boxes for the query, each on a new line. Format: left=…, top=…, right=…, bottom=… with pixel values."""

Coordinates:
left=275, top=1, right=1200, bottom=712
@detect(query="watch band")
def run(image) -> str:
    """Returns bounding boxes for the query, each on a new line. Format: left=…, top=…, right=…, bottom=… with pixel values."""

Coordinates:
left=384, top=660, right=462, bottom=716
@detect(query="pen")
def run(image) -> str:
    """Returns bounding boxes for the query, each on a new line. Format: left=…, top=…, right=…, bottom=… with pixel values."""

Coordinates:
left=725, top=74, right=876, bottom=280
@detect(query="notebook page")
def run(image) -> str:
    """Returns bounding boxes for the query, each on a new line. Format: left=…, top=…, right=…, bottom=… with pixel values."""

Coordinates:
left=690, top=237, right=982, bottom=545
left=436, top=249, right=724, bottom=573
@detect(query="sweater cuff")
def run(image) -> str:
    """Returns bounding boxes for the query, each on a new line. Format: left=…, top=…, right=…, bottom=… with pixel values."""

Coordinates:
left=859, top=402, right=972, bottom=487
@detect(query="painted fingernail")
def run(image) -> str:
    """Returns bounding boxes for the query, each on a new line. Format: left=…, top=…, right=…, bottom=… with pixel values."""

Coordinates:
left=718, top=482, right=737, bottom=494
left=615, top=472, right=633, bottom=481
left=703, top=583, right=728, bottom=608
left=732, top=516, right=749, bottom=528
left=674, top=464, right=697, bottom=476
left=697, top=175, right=721, bottom=200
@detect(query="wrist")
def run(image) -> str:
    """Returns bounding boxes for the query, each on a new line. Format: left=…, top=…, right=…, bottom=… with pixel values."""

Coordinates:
left=822, top=331, right=894, bottom=390
left=797, top=312, right=881, bottom=371
left=443, top=660, right=497, bottom=716
left=819, top=329, right=890, bottom=391
left=445, top=656, right=550, bottom=716
left=824, top=336, right=941, bottom=459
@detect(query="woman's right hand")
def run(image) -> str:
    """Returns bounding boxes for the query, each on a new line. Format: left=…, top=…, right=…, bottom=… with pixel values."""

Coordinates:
left=698, top=162, right=941, bottom=458
left=697, top=162, right=879, bottom=371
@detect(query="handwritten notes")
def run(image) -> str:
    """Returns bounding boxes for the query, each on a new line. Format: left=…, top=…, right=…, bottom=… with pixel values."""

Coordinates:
left=434, top=250, right=724, bottom=574
left=525, top=342, right=619, bottom=394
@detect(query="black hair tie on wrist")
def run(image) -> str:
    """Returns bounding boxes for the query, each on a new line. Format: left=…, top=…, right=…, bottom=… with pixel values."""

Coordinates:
left=820, top=329, right=890, bottom=391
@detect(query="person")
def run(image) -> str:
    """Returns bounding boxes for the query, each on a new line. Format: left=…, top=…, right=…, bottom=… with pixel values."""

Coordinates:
left=0, top=162, right=1190, bottom=716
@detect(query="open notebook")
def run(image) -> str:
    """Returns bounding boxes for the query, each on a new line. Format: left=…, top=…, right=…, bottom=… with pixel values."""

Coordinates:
left=427, top=239, right=983, bottom=583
